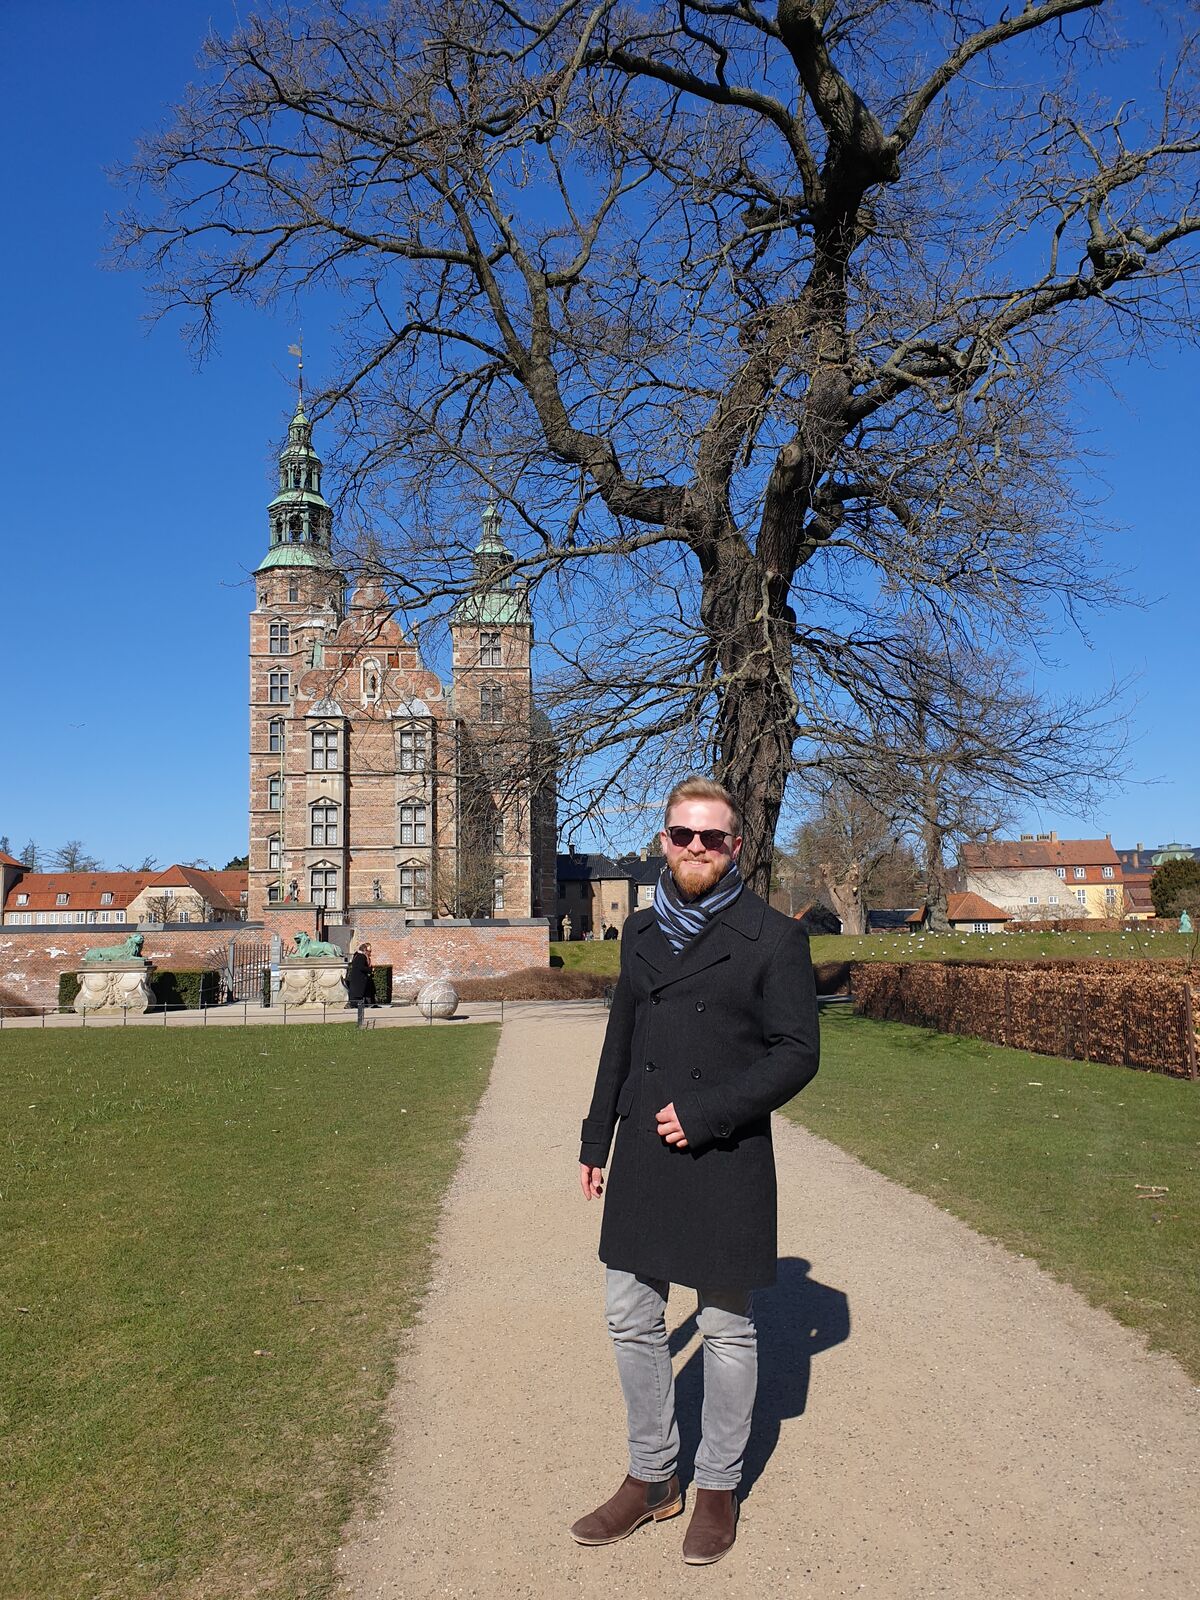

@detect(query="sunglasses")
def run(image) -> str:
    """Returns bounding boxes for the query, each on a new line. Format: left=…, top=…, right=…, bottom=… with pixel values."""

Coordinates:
left=664, top=826, right=733, bottom=850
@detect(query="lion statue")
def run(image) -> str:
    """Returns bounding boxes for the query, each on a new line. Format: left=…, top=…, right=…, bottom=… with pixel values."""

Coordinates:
left=83, top=932, right=145, bottom=964
left=293, top=930, right=343, bottom=960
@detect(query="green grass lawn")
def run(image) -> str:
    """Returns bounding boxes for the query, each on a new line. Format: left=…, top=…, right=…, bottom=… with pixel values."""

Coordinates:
left=0, top=1023, right=498, bottom=1600
left=789, top=1011, right=1200, bottom=1378
left=554, top=928, right=1195, bottom=975
left=809, top=928, right=1197, bottom=964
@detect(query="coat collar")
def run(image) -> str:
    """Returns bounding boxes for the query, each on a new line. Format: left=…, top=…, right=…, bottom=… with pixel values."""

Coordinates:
left=632, top=886, right=766, bottom=986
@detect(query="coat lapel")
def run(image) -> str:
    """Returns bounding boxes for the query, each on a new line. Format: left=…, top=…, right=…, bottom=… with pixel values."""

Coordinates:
left=641, top=886, right=767, bottom=990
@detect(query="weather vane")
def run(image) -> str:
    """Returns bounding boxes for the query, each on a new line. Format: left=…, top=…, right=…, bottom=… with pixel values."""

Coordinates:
left=288, top=334, right=304, bottom=406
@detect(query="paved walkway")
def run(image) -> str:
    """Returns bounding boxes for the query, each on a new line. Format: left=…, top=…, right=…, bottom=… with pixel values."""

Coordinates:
left=337, top=1006, right=1200, bottom=1599
left=0, top=998, right=572, bottom=1031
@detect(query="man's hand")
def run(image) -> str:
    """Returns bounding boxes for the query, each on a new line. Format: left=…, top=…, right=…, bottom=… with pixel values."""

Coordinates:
left=656, top=1102, right=689, bottom=1149
left=580, top=1163, right=604, bottom=1199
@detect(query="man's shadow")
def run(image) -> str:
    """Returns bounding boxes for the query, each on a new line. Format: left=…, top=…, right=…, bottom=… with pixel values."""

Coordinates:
left=668, top=1256, right=850, bottom=1498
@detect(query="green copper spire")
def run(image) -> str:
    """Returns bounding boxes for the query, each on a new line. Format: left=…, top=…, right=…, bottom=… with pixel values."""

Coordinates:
left=451, top=502, right=531, bottom=626
left=255, top=393, right=338, bottom=573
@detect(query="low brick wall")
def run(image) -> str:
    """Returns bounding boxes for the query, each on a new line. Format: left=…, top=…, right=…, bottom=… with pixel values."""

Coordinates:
left=0, top=925, right=244, bottom=1011
left=345, top=912, right=549, bottom=981
left=851, top=959, right=1199, bottom=1078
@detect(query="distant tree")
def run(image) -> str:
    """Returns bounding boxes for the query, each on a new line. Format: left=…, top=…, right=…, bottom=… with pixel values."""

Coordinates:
left=19, top=839, right=40, bottom=870
left=223, top=854, right=249, bottom=871
left=1150, top=858, right=1200, bottom=919
left=141, top=892, right=177, bottom=926
left=788, top=781, right=921, bottom=936
left=117, top=855, right=160, bottom=872
left=0, top=835, right=10, bottom=856
left=183, top=857, right=215, bottom=871
left=50, top=841, right=102, bottom=872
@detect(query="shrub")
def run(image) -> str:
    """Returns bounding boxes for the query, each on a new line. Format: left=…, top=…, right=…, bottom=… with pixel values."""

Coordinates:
left=152, top=969, right=222, bottom=1010
left=371, top=964, right=392, bottom=1004
left=59, top=973, right=82, bottom=1011
left=455, top=967, right=614, bottom=1001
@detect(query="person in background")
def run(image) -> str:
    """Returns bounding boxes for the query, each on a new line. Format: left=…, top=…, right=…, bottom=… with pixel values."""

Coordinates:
left=346, top=942, right=377, bottom=1008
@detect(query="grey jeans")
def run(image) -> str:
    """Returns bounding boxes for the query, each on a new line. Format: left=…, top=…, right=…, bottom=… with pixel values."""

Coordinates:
left=605, top=1267, right=757, bottom=1491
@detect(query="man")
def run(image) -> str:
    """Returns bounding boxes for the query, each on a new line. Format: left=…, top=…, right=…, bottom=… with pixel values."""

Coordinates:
left=572, top=775, right=819, bottom=1565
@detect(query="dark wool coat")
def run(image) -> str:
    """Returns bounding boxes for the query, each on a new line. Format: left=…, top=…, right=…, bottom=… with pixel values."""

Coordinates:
left=346, top=950, right=374, bottom=1004
left=579, top=889, right=819, bottom=1290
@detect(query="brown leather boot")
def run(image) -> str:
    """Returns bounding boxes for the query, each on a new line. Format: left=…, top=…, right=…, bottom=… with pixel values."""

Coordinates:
left=569, top=1473, right=683, bottom=1545
left=681, top=1487, right=738, bottom=1564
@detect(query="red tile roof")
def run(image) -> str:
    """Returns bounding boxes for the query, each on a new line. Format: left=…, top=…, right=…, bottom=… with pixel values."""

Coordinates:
left=0, top=850, right=24, bottom=867
left=946, top=892, right=1011, bottom=923
left=961, top=838, right=1121, bottom=870
left=3, top=871, right=154, bottom=912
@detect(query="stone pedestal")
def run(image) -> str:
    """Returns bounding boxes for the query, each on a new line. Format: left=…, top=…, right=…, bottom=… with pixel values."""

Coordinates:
left=75, top=961, right=156, bottom=1015
left=277, top=958, right=348, bottom=1009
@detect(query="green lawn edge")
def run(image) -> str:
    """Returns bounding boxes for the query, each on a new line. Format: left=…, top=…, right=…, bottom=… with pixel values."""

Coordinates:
left=786, top=1011, right=1200, bottom=1380
left=0, top=1022, right=499, bottom=1600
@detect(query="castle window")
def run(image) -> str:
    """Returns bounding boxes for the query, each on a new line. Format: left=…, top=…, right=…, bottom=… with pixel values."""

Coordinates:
left=310, top=865, right=338, bottom=907
left=268, top=717, right=285, bottom=754
left=362, top=660, right=381, bottom=704
left=398, top=726, right=428, bottom=773
left=493, top=873, right=505, bottom=912
left=493, top=817, right=504, bottom=852
left=480, top=683, right=503, bottom=722
left=288, top=580, right=299, bottom=602
left=1056, top=866, right=1066, bottom=878
left=56, top=892, right=69, bottom=906
left=268, top=669, right=290, bottom=704
left=399, top=802, right=428, bottom=847
left=289, top=514, right=301, bottom=541
left=1102, top=865, right=1114, bottom=879
left=269, top=621, right=290, bottom=654
left=100, top=892, right=113, bottom=906
left=268, top=775, right=282, bottom=810
left=399, top=864, right=429, bottom=908
left=16, top=893, right=27, bottom=905
left=311, top=803, right=339, bottom=847
left=267, top=883, right=282, bottom=904
left=311, top=726, right=339, bottom=770
left=1073, top=866, right=1086, bottom=880
left=479, top=631, right=502, bottom=666
left=268, top=834, right=281, bottom=872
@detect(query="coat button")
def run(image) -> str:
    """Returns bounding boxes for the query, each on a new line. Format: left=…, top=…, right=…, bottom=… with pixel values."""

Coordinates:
left=691, top=1068, right=702, bottom=1079
left=717, top=1122, right=730, bottom=1136
left=695, top=1001, right=705, bottom=1012
left=651, top=994, right=661, bottom=1005
left=645, top=1061, right=656, bottom=1072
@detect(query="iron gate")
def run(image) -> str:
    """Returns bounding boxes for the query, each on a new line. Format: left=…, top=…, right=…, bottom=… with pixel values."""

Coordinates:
left=227, top=939, right=270, bottom=1003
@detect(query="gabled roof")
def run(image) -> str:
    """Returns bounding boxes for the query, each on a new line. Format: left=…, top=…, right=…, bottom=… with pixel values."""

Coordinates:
left=556, top=852, right=630, bottom=882
left=946, top=892, right=1011, bottom=923
left=143, top=865, right=247, bottom=913
left=616, top=854, right=664, bottom=887
left=866, top=907, right=920, bottom=932
left=961, top=837, right=1121, bottom=870
left=0, top=850, right=24, bottom=867
left=3, top=871, right=154, bottom=912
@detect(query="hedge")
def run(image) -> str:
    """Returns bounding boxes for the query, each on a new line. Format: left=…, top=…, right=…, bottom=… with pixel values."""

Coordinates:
left=851, top=959, right=1199, bottom=1077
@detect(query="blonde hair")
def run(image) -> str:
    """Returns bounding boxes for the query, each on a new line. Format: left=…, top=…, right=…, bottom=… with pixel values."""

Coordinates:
left=664, top=775, right=742, bottom=834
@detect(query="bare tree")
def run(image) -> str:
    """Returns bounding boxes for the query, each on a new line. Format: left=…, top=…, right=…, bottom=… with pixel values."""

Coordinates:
left=787, top=779, right=922, bottom=933
left=117, top=855, right=161, bottom=872
left=118, top=0, right=1200, bottom=892
left=18, top=839, right=40, bottom=871
left=50, top=840, right=102, bottom=873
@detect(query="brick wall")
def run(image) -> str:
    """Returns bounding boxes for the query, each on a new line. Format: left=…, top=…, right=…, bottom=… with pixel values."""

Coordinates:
left=0, top=925, right=251, bottom=1011
left=342, top=910, right=549, bottom=980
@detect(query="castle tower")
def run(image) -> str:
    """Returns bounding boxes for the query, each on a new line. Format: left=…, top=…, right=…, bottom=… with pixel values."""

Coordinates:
left=248, top=395, right=345, bottom=920
left=449, top=507, right=555, bottom=917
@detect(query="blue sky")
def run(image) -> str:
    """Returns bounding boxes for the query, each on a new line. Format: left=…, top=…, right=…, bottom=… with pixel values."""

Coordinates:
left=1, top=0, right=1196, bottom=870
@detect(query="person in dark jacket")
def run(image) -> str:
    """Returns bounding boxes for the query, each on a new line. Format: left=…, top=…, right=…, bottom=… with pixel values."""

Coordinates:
left=346, top=943, right=376, bottom=1007
left=570, top=776, right=819, bottom=1565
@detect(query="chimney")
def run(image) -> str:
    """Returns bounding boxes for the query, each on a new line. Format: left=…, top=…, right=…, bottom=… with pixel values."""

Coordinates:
left=1137, top=841, right=1143, bottom=853
left=568, top=840, right=578, bottom=856
left=639, top=847, right=648, bottom=861
left=1049, top=831, right=1058, bottom=842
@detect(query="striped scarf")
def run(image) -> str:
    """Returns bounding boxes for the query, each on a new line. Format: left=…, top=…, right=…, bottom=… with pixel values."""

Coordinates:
left=653, top=858, right=744, bottom=955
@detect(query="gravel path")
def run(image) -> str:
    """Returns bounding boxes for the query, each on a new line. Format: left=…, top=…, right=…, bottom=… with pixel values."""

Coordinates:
left=337, top=1005, right=1200, bottom=1599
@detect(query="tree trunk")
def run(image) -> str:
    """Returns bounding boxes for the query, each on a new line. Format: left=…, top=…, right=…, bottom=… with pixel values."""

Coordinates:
left=818, top=862, right=865, bottom=935
left=705, top=552, right=798, bottom=899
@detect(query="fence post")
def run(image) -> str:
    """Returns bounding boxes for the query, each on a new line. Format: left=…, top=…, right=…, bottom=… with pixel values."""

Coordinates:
left=1184, top=984, right=1198, bottom=1082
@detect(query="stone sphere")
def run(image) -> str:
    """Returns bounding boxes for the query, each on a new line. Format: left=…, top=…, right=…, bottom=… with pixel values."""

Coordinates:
left=416, top=979, right=459, bottom=1020
left=391, top=977, right=422, bottom=1007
